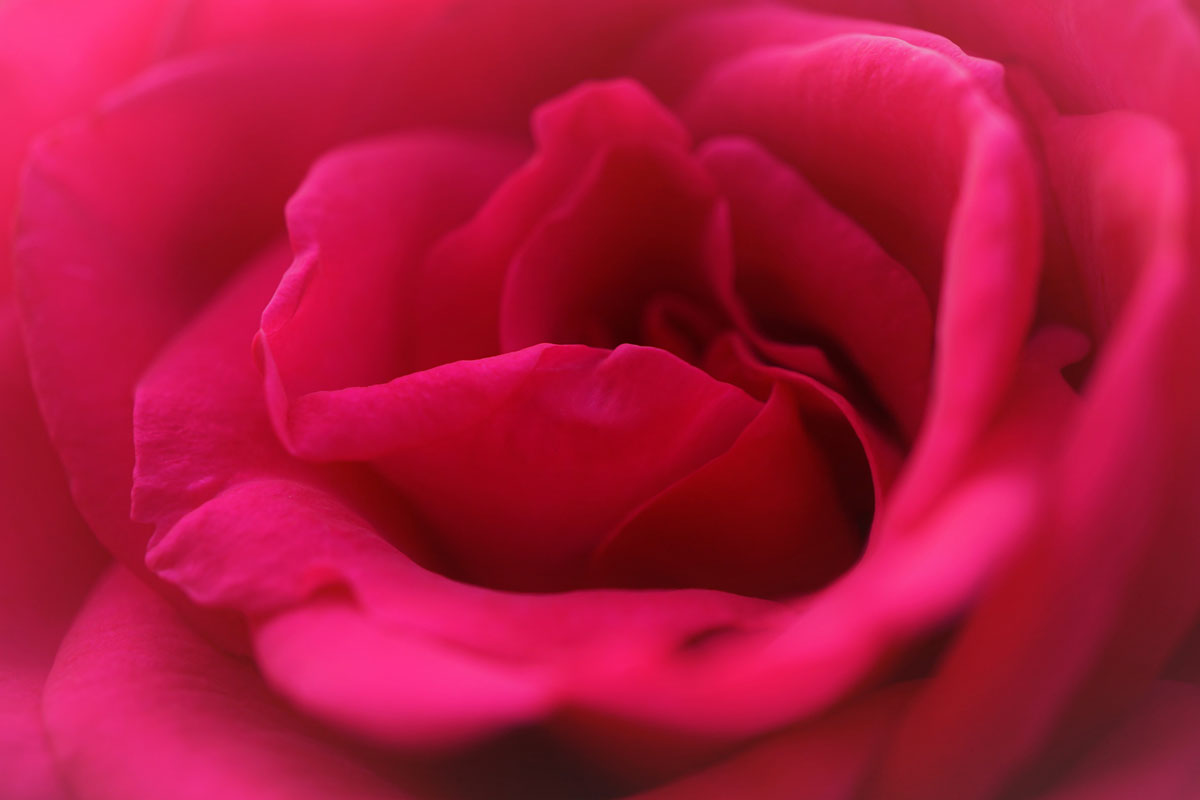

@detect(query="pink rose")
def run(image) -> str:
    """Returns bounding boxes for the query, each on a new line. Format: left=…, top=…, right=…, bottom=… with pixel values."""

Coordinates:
left=3, top=1, right=1198, bottom=798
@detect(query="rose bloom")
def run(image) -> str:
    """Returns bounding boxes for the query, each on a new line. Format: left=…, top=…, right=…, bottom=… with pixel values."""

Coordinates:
left=2, top=0, right=1199, bottom=798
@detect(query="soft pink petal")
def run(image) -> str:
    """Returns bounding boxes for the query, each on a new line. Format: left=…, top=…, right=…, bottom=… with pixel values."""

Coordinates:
left=42, top=568, right=431, bottom=800
left=0, top=303, right=107, bottom=800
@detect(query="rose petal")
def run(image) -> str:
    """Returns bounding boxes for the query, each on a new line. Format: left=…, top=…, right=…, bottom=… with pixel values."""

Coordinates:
left=263, top=340, right=761, bottom=592
left=911, top=0, right=1200, bottom=126
left=405, top=79, right=693, bottom=371
left=15, top=47, right=431, bottom=577
left=686, top=34, right=1042, bottom=527
left=871, top=111, right=1200, bottom=800
left=565, top=327, right=1081, bottom=740
left=260, top=133, right=524, bottom=397
left=630, top=684, right=917, bottom=800
left=0, top=0, right=176, bottom=295
left=42, top=568, right=430, bottom=800
left=253, top=596, right=554, bottom=750
left=631, top=4, right=1005, bottom=107
left=499, top=141, right=722, bottom=354
left=588, top=382, right=864, bottom=598
left=0, top=302, right=107, bottom=800
left=698, top=135, right=933, bottom=439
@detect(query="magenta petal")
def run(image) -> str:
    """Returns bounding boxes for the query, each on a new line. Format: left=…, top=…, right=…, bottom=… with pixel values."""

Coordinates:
left=699, top=136, right=933, bottom=439
left=0, top=0, right=179, bottom=296
left=1037, top=108, right=1188, bottom=339
left=632, top=4, right=1004, bottom=106
left=591, top=383, right=864, bottom=598
left=872, top=120, right=1199, bottom=799
left=253, top=597, right=553, bottom=750
left=14, top=48, right=429, bottom=576
left=565, top=329, right=1080, bottom=739
left=0, top=303, right=106, bottom=800
left=262, top=133, right=524, bottom=396
left=404, top=79, right=693, bottom=370
left=500, top=142, right=722, bottom=353
left=264, top=341, right=760, bottom=592
left=689, top=34, right=1041, bottom=524
left=42, top=568, right=427, bottom=800
left=911, top=0, right=1200, bottom=125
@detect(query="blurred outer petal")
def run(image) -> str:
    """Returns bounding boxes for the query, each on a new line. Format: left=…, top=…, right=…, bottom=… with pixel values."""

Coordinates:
left=872, top=110, right=1200, bottom=800
left=0, top=0, right=442, bottom=296
left=0, top=0, right=175, bottom=296
left=13, top=46, right=433, bottom=585
left=42, top=568, right=432, bottom=800
left=908, top=0, right=1200, bottom=126
left=0, top=303, right=107, bottom=800
left=632, top=4, right=1004, bottom=106
left=629, top=685, right=917, bottom=800
left=1027, top=682, right=1200, bottom=800
left=684, top=34, right=1041, bottom=528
